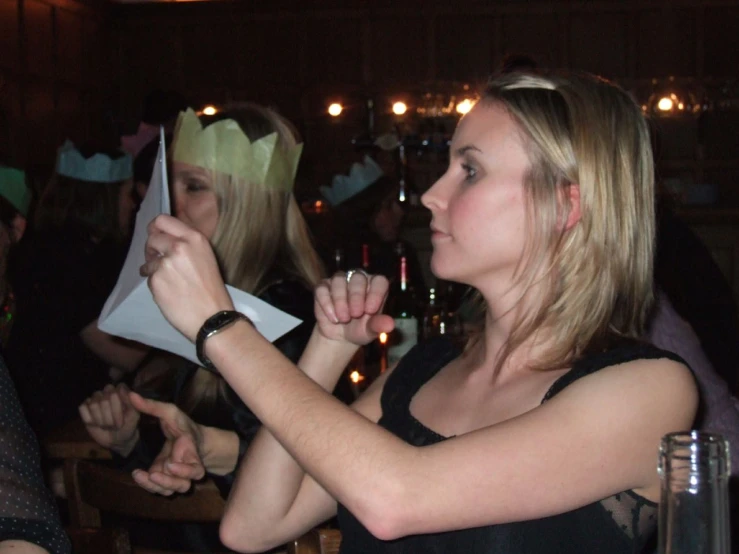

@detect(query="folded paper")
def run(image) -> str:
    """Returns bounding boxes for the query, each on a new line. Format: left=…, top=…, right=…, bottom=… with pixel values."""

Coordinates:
left=99, top=128, right=301, bottom=365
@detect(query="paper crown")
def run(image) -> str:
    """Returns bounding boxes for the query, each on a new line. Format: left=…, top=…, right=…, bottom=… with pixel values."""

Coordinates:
left=56, top=141, right=133, bottom=183
left=320, top=155, right=384, bottom=206
left=171, top=108, right=302, bottom=191
left=0, top=167, right=32, bottom=217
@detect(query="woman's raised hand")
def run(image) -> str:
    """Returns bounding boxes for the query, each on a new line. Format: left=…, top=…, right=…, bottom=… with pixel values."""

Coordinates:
left=139, top=215, right=233, bottom=343
left=314, top=270, right=394, bottom=345
left=79, top=383, right=140, bottom=457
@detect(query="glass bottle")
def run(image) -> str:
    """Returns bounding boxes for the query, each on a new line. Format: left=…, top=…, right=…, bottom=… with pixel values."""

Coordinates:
left=658, top=431, right=731, bottom=554
left=387, top=254, right=419, bottom=367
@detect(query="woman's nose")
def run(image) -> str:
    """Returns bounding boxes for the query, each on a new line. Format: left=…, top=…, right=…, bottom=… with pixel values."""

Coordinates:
left=421, top=175, right=447, bottom=212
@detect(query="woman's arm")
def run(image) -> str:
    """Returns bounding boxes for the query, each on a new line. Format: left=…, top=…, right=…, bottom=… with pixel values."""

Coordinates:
left=143, top=215, right=698, bottom=543
left=0, top=356, right=71, bottom=554
left=220, top=327, right=389, bottom=552
left=215, top=330, right=696, bottom=540
left=80, top=319, right=150, bottom=374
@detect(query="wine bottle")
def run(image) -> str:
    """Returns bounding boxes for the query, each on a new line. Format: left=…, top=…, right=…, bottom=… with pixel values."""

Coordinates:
left=387, top=254, right=419, bottom=367
left=658, top=431, right=731, bottom=554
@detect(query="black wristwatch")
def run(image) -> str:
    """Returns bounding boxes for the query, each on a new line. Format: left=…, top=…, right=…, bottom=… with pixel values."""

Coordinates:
left=196, top=310, right=254, bottom=372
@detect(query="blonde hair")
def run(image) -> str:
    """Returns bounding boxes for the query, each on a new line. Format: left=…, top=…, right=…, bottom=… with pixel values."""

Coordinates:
left=472, top=71, right=655, bottom=373
left=178, top=103, right=324, bottom=412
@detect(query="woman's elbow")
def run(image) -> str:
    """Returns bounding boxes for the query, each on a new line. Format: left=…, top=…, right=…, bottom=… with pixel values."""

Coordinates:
left=351, top=479, right=413, bottom=541
left=219, top=514, right=272, bottom=554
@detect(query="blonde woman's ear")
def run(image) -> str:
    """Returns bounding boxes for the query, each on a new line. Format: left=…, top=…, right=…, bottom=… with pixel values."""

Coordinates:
left=564, top=183, right=581, bottom=230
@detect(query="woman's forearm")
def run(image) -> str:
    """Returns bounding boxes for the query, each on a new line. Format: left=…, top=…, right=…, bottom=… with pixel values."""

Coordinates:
left=211, top=323, right=411, bottom=536
left=221, top=327, right=358, bottom=547
left=200, top=426, right=240, bottom=476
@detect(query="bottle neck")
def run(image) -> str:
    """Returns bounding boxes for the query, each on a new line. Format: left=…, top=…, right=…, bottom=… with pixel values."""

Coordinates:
left=658, top=431, right=731, bottom=554
left=398, top=256, right=408, bottom=292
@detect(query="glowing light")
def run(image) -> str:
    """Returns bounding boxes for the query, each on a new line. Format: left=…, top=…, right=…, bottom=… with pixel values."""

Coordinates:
left=657, top=97, right=674, bottom=112
left=328, top=103, right=343, bottom=117
left=379, top=332, right=388, bottom=344
left=202, top=105, right=217, bottom=116
left=349, top=370, right=365, bottom=384
left=392, top=101, right=407, bottom=116
left=456, top=98, right=474, bottom=115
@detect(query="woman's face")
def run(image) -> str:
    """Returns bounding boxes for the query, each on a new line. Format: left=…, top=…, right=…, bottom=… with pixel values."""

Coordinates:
left=172, top=162, right=220, bottom=240
left=421, top=102, right=531, bottom=291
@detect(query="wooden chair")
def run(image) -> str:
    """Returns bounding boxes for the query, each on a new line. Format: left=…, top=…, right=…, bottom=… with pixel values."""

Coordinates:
left=287, top=527, right=342, bottom=554
left=67, top=527, right=132, bottom=554
left=64, top=458, right=227, bottom=553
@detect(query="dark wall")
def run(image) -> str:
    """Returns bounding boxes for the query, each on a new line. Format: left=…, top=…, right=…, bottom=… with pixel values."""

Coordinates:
left=0, top=0, right=113, bottom=190
left=111, top=0, right=739, bottom=201
left=4, top=1, right=739, bottom=202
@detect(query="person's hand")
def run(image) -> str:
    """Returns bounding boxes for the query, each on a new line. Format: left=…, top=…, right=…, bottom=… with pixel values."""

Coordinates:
left=139, top=215, right=233, bottom=342
left=128, top=391, right=206, bottom=496
left=79, top=383, right=140, bottom=456
left=314, top=270, right=395, bottom=346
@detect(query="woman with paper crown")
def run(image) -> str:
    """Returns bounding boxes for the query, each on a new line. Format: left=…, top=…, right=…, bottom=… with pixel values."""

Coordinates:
left=320, top=156, right=425, bottom=290
left=138, top=71, right=697, bottom=554
left=79, top=104, right=323, bottom=544
left=4, top=143, right=139, bottom=438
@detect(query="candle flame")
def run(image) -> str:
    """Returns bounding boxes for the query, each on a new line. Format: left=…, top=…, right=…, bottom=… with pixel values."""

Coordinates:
left=379, top=332, right=388, bottom=344
left=349, top=370, right=365, bottom=383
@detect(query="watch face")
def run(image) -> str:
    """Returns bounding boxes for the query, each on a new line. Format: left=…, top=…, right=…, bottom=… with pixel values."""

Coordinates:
left=208, top=311, right=237, bottom=332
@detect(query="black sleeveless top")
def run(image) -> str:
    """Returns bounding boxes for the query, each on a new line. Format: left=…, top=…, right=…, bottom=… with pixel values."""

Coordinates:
left=337, top=338, right=686, bottom=554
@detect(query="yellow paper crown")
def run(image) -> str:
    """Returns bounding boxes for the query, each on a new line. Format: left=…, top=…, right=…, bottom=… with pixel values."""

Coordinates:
left=171, top=108, right=302, bottom=191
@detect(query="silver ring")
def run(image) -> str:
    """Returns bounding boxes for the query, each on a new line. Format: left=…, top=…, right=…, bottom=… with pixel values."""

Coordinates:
left=345, top=268, right=370, bottom=283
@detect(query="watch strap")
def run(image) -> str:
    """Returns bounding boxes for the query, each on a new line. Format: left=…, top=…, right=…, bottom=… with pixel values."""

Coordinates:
left=196, top=310, right=254, bottom=372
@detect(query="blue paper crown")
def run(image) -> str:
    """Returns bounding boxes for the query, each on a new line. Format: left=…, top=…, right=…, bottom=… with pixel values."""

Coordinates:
left=320, top=155, right=384, bottom=206
left=56, top=140, right=133, bottom=183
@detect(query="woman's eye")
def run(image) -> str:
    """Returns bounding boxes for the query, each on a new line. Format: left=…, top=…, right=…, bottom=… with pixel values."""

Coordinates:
left=186, top=180, right=207, bottom=192
left=461, top=163, right=477, bottom=181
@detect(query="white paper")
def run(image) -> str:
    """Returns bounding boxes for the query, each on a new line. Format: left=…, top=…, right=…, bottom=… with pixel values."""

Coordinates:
left=98, top=128, right=302, bottom=364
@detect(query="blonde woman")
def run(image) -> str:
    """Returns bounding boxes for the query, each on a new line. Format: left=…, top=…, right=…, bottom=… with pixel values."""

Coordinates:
left=140, top=72, right=697, bottom=553
left=80, top=104, right=323, bottom=500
